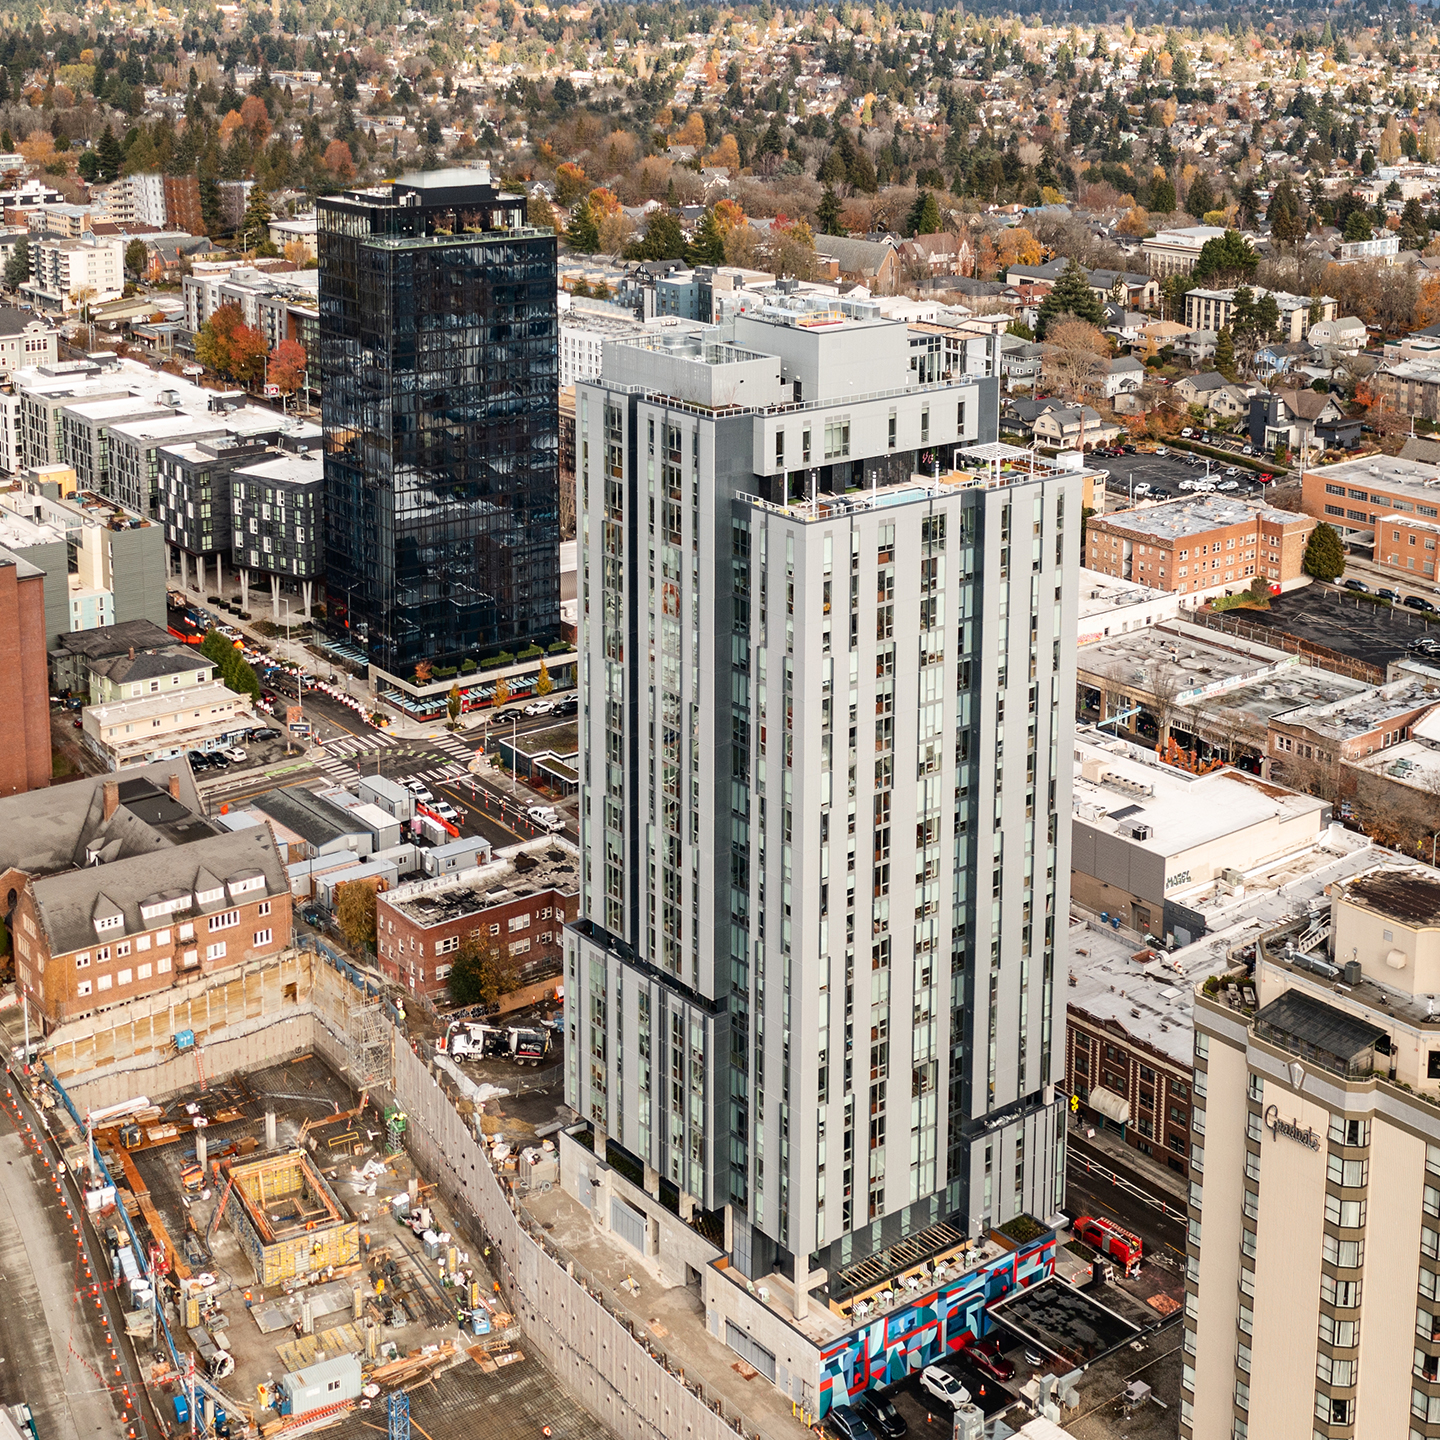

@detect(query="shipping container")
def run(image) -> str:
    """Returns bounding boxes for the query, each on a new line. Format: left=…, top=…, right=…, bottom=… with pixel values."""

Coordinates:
left=278, top=1355, right=362, bottom=1417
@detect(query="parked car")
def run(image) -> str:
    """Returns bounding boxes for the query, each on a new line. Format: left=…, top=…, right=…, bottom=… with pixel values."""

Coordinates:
left=1223, top=467, right=1240, bottom=477
left=1120, top=444, right=1137, bottom=454
left=823, top=1406, right=878, bottom=1440
left=207, top=752, right=230, bottom=770
left=1408, top=636, right=1440, bottom=652
left=522, top=699, right=555, bottom=717
left=1132, top=482, right=1150, bottom=496
left=1343, top=579, right=1369, bottom=593
left=525, top=804, right=564, bottom=832
left=403, top=779, right=434, bottom=804
left=1178, top=479, right=1195, bottom=491
left=225, top=747, right=247, bottom=763
left=249, top=728, right=281, bottom=742
left=1180, top=427, right=1193, bottom=438
left=1152, top=445, right=1168, bottom=456
left=1257, top=472, right=1275, bottom=483
left=970, top=1337, right=1016, bottom=1382
left=551, top=696, right=578, bottom=717
left=1241, top=444, right=1254, bottom=455
left=1405, top=594, right=1438, bottom=612
left=852, top=1392, right=907, bottom=1438
left=919, top=1367, right=969, bottom=1409
left=187, top=750, right=212, bottom=771
left=1377, top=588, right=1401, bottom=603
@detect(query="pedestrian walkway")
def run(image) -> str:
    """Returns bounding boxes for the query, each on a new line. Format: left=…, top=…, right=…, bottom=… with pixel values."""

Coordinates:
left=320, top=729, right=399, bottom=760
left=313, top=752, right=361, bottom=786
left=427, top=730, right=482, bottom=765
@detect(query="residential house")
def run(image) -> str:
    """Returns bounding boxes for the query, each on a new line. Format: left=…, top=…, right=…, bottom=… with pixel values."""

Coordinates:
left=1172, top=371, right=1256, bottom=419
left=896, top=231, right=973, bottom=280
left=1248, top=387, right=1358, bottom=455
left=1306, top=316, right=1369, bottom=352
left=1087, top=355, right=1146, bottom=399
left=0, top=307, right=56, bottom=378
left=812, top=233, right=900, bottom=294
left=1032, top=403, right=1121, bottom=449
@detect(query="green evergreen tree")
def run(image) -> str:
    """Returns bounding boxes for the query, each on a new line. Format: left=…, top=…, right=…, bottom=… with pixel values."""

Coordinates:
left=631, top=210, right=686, bottom=261
left=96, top=124, right=123, bottom=182
left=1302, top=521, right=1346, bottom=582
left=1035, top=259, right=1105, bottom=338
left=1185, top=172, right=1217, bottom=220
left=816, top=186, right=843, bottom=236
left=1267, top=178, right=1307, bottom=244
left=564, top=195, right=600, bottom=253
left=1343, top=209, right=1373, bottom=242
left=1151, top=177, right=1176, bottom=214
left=3, top=236, right=29, bottom=291
left=685, top=207, right=726, bottom=265
left=1192, top=230, right=1260, bottom=286
left=907, top=189, right=942, bottom=236
left=1215, top=325, right=1236, bottom=379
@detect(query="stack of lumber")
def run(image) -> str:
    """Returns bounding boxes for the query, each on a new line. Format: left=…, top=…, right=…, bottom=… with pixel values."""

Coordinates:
left=367, top=1342, right=459, bottom=1389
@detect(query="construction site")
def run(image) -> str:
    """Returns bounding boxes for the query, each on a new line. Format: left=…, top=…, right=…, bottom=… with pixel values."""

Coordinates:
left=28, top=1014, right=601, bottom=1440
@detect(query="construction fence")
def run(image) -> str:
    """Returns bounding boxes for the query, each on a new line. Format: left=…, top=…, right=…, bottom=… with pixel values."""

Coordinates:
left=390, top=1041, right=788, bottom=1440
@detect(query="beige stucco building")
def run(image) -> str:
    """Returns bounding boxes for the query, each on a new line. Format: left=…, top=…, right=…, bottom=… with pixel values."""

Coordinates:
left=1188, top=862, right=1440, bottom=1440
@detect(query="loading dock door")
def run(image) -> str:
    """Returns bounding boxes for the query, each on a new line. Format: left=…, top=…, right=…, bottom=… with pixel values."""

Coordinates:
left=725, top=1321, right=776, bottom=1382
left=610, top=1196, right=646, bottom=1253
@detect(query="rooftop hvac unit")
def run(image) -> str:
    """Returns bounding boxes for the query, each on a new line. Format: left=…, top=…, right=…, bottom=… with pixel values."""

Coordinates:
left=1222, top=868, right=1243, bottom=885
left=1129, top=823, right=1152, bottom=841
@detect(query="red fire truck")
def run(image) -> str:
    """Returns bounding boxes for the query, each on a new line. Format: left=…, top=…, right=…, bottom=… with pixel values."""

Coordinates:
left=1073, top=1214, right=1143, bottom=1271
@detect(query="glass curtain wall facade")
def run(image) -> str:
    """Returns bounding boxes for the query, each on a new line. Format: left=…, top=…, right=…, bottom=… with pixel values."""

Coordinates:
left=318, top=169, right=560, bottom=674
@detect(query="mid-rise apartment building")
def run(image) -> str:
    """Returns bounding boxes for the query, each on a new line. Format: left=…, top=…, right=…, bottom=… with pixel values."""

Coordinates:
left=1187, top=861, right=1440, bottom=1440
left=1184, top=287, right=1337, bottom=342
left=566, top=298, right=1081, bottom=1304
left=1085, top=495, right=1316, bottom=597
left=1303, top=454, right=1440, bottom=557
left=377, top=840, right=579, bottom=999
left=20, top=232, right=124, bottom=315
left=6, top=821, right=291, bottom=1027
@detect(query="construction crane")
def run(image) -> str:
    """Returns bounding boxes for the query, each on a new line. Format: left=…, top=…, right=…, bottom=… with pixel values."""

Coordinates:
left=386, top=1392, right=410, bottom=1440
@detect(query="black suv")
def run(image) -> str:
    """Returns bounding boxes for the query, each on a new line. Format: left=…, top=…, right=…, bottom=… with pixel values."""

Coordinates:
left=852, top=1391, right=907, bottom=1437
left=823, top=1407, right=878, bottom=1440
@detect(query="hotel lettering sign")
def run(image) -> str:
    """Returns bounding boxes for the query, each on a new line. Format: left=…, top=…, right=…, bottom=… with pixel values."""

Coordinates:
left=1264, top=1104, right=1321, bottom=1151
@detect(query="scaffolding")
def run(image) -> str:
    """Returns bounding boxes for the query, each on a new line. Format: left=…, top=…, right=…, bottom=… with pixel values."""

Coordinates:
left=345, top=997, right=393, bottom=1091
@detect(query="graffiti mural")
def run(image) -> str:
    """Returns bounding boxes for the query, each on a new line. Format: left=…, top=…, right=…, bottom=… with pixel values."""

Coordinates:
left=817, top=1232, right=1055, bottom=1416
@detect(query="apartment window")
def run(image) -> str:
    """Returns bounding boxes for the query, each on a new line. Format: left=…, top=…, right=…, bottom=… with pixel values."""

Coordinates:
left=209, top=910, right=239, bottom=931
left=1333, top=1116, right=1371, bottom=1147
left=77, top=980, right=91, bottom=997
left=888, top=412, right=897, bottom=449
left=509, top=938, right=531, bottom=957
left=1329, top=1155, right=1369, bottom=1188
left=96, top=946, right=110, bottom=963
left=258, top=901, right=271, bottom=917
left=205, top=941, right=227, bottom=961
left=775, top=430, right=785, bottom=468
left=508, top=914, right=531, bottom=932
left=435, top=936, right=460, bottom=955
left=1325, top=1195, right=1366, bottom=1228
left=254, top=929, right=273, bottom=946
left=75, top=953, right=89, bottom=969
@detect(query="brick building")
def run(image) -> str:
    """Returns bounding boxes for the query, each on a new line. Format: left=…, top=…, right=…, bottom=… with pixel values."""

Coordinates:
left=0, top=544, right=51, bottom=796
left=1066, top=1002, right=1196, bottom=1180
left=1372, top=512, right=1440, bottom=582
left=376, top=840, right=578, bottom=1000
left=1084, top=495, right=1315, bottom=598
left=1301, top=453, right=1440, bottom=558
left=7, top=817, right=292, bottom=1027
left=1267, top=677, right=1439, bottom=768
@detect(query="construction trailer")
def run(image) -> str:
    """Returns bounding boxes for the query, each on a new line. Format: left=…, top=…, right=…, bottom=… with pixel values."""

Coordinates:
left=277, top=1355, right=363, bottom=1418
left=218, top=1149, right=359, bottom=1287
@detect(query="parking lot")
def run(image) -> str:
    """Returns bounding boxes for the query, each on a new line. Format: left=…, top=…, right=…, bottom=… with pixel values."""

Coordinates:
left=1098, top=450, right=1267, bottom=506
left=1238, top=584, right=1440, bottom=668
left=861, top=1336, right=1027, bottom=1430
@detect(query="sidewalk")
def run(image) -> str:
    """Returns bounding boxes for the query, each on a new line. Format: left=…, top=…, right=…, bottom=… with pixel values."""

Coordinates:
left=1068, top=1120, right=1188, bottom=1205
left=523, top=1184, right=813, bottom=1440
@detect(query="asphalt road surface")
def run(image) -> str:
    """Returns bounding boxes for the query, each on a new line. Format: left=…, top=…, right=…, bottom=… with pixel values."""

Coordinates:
left=1235, top=584, right=1440, bottom=668
left=1100, top=451, right=1265, bottom=504
left=0, top=1086, right=133, bottom=1440
left=1065, top=1145, right=1186, bottom=1263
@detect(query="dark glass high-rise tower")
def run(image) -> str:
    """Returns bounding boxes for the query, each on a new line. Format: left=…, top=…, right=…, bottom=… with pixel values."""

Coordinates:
left=318, top=168, right=560, bottom=675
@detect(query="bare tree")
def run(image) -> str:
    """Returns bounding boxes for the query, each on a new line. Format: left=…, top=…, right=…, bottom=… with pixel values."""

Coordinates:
left=1043, top=319, right=1110, bottom=402
left=1142, top=662, right=1187, bottom=749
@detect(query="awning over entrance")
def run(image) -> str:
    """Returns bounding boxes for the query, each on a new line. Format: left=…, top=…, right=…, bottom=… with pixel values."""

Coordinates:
left=1088, top=1086, right=1131, bottom=1125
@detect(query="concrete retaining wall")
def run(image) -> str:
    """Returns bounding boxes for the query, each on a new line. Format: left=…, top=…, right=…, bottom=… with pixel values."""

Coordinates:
left=391, top=1042, right=764, bottom=1440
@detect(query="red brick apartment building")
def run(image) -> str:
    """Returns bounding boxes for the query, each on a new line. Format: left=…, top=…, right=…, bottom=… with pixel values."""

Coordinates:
left=1066, top=1009, right=1195, bottom=1180
left=376, top=842, right=579, bottom=1000
left=6, top=818, right=292, bottom=1027
left=1302, top=455, right=1440, bottom=575
left=0, top=547, right=51, bottom=796
left=1085, top=495, right=1314, bottom=596
left=1267, top=678, right=1439, bottom=767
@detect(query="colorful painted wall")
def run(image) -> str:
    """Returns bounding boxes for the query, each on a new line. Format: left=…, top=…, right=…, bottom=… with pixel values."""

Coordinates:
left=817, top=1232, right=1055, bottom=1416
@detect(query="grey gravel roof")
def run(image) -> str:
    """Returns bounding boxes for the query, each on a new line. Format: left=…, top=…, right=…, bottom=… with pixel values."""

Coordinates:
left=91, top=647, right=212, bottom=685
left=54, top=619, right=175, bottom=661
left=29, top=823, right=286, bottom=956
left=0, top=763, right=215, bottom=877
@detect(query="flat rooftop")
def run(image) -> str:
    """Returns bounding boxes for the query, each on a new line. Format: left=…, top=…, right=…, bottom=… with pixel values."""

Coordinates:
left=1069, top=817, right=1384, bottom=1067
left=235, top=452, right=323, bottom=487
left=1310, top=453, right=1440, bottom=504
left=1337, top=864, right=1440, bottom=926
left=1073, top=735, right=1329, bottom=860
left=382, top=839, right=579, bottom=928
left=1280, top=677, right=1439, bottom=741
left=1093, top=494, right=1302, bottom=541
left=1077, top=620, right=1290, bottom=692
